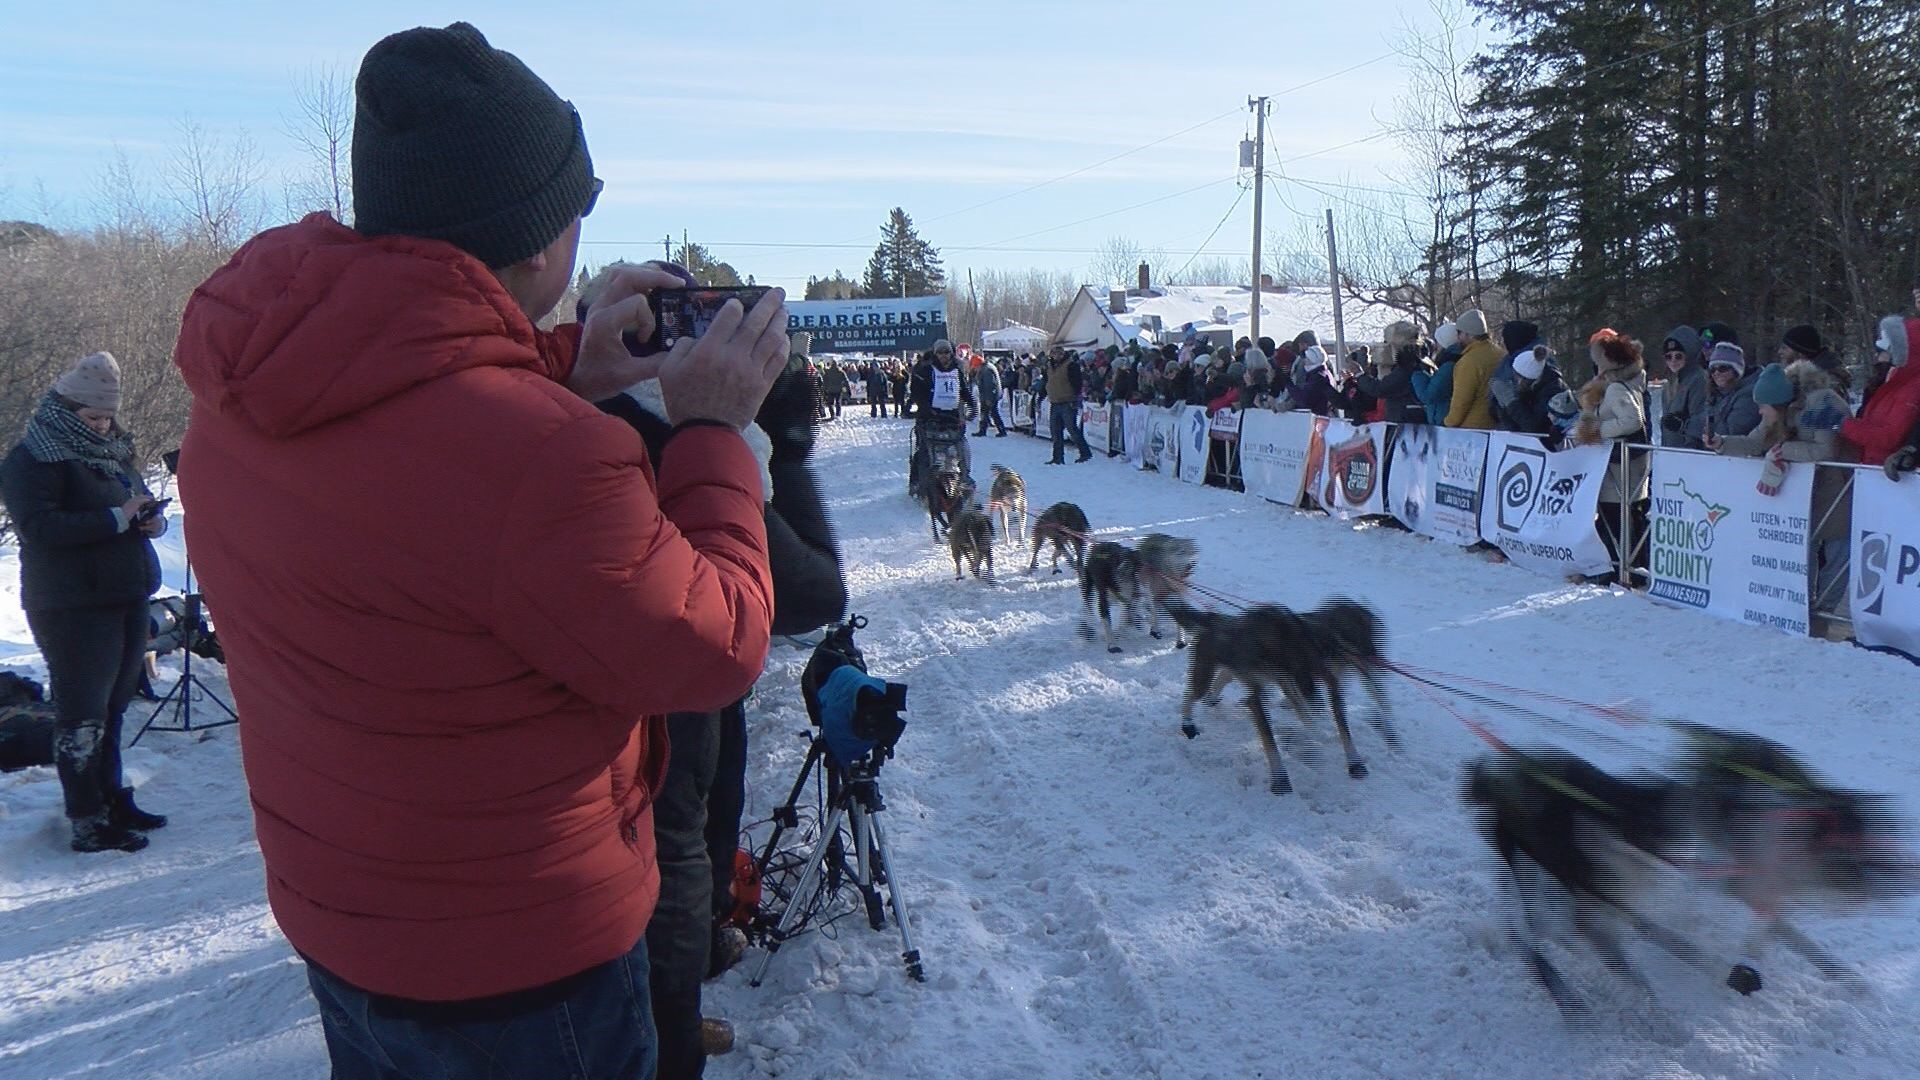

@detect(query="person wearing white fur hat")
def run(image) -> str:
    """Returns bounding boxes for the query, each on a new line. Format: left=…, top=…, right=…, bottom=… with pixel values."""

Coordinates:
left=1, top=351, right=169, bottom=853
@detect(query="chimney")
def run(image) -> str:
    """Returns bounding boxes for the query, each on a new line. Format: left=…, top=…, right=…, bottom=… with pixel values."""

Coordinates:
left=1137, top=262, right=1151, bottom=293
left=1109, top=288, right=1127, bottom=314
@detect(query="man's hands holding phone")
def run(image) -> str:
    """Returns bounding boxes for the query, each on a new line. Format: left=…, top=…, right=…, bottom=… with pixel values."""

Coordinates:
left=572, top=265, right=790, bottom=429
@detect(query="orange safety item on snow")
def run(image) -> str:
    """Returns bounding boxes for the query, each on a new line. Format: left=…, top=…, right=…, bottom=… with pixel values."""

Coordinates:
left=726, top=848, right=763, bottom=928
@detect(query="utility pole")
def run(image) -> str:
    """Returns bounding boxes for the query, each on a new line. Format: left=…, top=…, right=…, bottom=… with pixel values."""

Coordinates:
left=663, top=233, right=672, bottom=261
left=1325, top=207, right=1348, bottom=372
left=1247, top=95, right=1269, bottom=345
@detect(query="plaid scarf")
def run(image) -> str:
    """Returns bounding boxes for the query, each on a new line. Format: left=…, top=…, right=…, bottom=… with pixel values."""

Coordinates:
left=22, top=391, right=137, bottom=486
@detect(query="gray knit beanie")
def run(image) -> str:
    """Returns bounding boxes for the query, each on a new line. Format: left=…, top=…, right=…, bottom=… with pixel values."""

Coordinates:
left=351, top=22, right=595, bottom=268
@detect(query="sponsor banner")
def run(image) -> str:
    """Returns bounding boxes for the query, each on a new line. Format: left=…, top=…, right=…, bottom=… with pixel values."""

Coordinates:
left=1012, top=391, right=1037, bottom=433
left=1178, top=405, right=1210, bottom=484
left=847, top=380, right=866, bottom=403
left=1109, top=407, right=1125, bottom=457
left=1083, top=402, right=1113, bottom=456
left=1478, top=434, right=1614, bottom=577
left=1850, top=469, right=1920, bottom=658
left=1646, top=450, right=1814, bottom=635
left=787, top=296, right=947, bottom=353
left=1238, top=409, right=1317, bottom=506
left=1124, top=404, right=1152, bottom=466
left=1387, top=425, right=1488, bottom=545
left=1146, top=407, right=1182, bottom=475
left=1311, top=420, right=1388, bottom=518
left=1209, top=408, right=1242, bottom=441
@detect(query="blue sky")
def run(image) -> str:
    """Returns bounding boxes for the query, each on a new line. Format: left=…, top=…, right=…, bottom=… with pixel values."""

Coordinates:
left=0, top=1, right=1460, bottom=290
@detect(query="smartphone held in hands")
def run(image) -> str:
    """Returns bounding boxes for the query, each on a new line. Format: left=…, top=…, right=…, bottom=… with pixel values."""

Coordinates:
left=136, top=498, right=172, bottom=522
left=645, top=286, right=774, bottom=352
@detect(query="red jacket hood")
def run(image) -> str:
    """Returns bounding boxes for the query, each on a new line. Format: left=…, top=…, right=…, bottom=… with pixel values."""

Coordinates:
left=175, top=214, right=558, bottom=438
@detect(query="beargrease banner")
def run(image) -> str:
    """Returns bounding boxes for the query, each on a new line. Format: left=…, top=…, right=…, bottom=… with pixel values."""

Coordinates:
left=1124, top=404, right=1152, bottom=467
left=1178, top=405, right=1210, bottom=484
left=786, top=296, right=947, bottom=353
left=1387, top=426, right=1488, bottom=545
left=1145, top=407, right=1182, bottom=475
left=1311, top=420, right=1388, bottom=518
left=1849, top=468, right=1920, bottom=659
left=1237, top=410, right=1317, bottom=507
left=1646, top=450, right=1814, bottom=635
left=1477, top=434, right=1614, bottom=577
left=1082, top=402, right=1113, bottom=456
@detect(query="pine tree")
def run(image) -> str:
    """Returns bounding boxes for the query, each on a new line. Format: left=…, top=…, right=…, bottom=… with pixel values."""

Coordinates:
left=860, top=208, right=945, bottom=298
left=674, top=240, right=744, bottom=286
left=805, top=272, right=859, bottom=300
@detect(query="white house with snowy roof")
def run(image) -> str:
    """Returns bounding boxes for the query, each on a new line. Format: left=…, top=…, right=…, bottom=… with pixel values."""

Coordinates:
left=1049, top=282, right=1406, bottom=356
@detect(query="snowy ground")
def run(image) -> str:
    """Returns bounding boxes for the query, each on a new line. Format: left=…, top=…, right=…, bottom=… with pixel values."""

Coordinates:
left=4, top=413, right=1919, bottom=1079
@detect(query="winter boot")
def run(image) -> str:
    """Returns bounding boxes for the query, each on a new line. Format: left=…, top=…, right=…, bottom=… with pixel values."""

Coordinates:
left=110, top=787, right=168, bottom=831
left=700, top=1018, right=735, bottom=1056
left=71, top=813, right=149, bottom=853
left=707, top=925, right=749, bottom=980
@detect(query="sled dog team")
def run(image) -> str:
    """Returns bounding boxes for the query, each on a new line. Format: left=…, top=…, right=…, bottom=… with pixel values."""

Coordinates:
left=913, top=456, right=1917, bottom=1019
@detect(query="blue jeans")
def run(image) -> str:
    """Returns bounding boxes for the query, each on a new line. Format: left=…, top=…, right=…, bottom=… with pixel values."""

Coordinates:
left=1049, top=401, right=1090, bottom=461
left=305, top=937, right=657, bottom=1080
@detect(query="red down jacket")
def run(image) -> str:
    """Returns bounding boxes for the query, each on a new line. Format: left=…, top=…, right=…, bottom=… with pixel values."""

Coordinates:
left=1842, top=317, right=1920, bottom=466
left=173, top=215, right=772, bottom=1001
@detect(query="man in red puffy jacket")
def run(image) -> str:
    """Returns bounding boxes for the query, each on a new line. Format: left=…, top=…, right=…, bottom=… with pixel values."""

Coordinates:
left=172, top=23, right=788, bottom=1079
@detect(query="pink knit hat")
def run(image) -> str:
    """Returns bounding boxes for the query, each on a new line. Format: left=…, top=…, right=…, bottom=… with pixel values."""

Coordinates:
left=53, top=351, right=122, bottom=412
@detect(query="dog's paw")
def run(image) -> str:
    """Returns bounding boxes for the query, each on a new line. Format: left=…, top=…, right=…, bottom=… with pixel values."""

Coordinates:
left=1149, top=630, right=1162, bottom=640
left=1347, top=761, right=1369, bottom=780
left=1175, top=640, right=1188, bottom=650
left=1106, top=645, right=1123, bottom=654
left=1268, top=774, right=1293, bottom=796
left=1077, top=625, right=1094, bottom=641
left=1180, top=721, right=1199, bottom=739
left=1726, top=965, right=1763, bottom=996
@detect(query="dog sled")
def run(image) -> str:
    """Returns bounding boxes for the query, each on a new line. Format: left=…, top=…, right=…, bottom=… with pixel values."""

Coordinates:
left=909, top=419, right=971, bottom=495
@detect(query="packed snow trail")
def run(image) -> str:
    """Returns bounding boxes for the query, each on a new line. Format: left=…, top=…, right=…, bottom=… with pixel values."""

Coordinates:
left=2, top=411, right=1917, bottom=1079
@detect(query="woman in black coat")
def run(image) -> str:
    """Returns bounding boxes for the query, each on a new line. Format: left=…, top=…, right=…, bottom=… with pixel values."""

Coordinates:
left=0, top=352, right=168, bottom=853
left=583, top=274, right=847, bottom=1077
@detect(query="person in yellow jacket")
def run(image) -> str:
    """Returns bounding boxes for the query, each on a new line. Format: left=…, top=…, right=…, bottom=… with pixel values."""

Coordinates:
left=1443, top=308, right=1506, bottom=429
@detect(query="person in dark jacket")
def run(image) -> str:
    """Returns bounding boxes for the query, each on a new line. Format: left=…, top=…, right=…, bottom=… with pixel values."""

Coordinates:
left=1657, top=325, right=1709, bottom=448
left=973, top=357, right=1006, bottom=436
left=909, top=341, right=975, bottom=486
left=890, top=363, right=910, bottom=417
left=1490, top=346, right=1568, bottom=441
left=1, top=351, right=169, bottom=854
left=1702, top=342, right=1761, bottom=449
left=1358, top=342, right=1430, bottom=424
left=1288, top=347, right=1337, bottom=416
left=865, top=362, right=890, bottom=417
left=818, top=358, right=847, bottom=420
left=583, top=269, right=847, bottom=1077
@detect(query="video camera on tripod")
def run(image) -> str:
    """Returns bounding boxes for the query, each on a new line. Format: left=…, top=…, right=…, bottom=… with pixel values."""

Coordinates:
left=800, top=615, right=907, bottom=770
left=751, top=616, right=924, bottom=986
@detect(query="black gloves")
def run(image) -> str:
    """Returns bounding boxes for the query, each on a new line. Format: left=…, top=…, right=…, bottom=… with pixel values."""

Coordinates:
left=1660, top=413, right=1684, bottom=434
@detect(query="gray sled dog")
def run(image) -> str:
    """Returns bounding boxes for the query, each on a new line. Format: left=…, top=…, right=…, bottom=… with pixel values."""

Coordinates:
left=947, top=505, right=995, bottom=586
left=1166, top=596, right=1397, bottom=795
left=1078, top=541, right=1144, bottom=653
left=1029, top=501, right=1089, bottom=574
left=1133, top=534, right=1198, bottom=646
left=986, top=464, right=1026, bottom=545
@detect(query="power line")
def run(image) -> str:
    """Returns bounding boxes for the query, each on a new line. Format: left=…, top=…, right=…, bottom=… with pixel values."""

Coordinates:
left=979, top=174, right=1242, bottom=248
left=579, top=239, right=1256, bottom=257
left=1169, top=185, right=1250, bottom=282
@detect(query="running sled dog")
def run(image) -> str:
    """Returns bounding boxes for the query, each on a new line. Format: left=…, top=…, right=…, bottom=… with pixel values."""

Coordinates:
left=1462, top=727, right=1918, bottom=1015
left=1029, top=501, right=1088, bottom=575
left=986, top=464, right=1026, bottom=545
left=1166, top=596, right=1397, bottom=795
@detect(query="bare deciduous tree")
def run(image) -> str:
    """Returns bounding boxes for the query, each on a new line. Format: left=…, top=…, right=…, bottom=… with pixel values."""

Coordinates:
left=284, top=64, right=355, bottom=222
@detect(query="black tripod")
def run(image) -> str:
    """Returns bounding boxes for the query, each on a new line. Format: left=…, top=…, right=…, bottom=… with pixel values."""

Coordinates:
left=749, top=736, right=923, bottom=986
left=131, top=562, right=237, bottom=747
